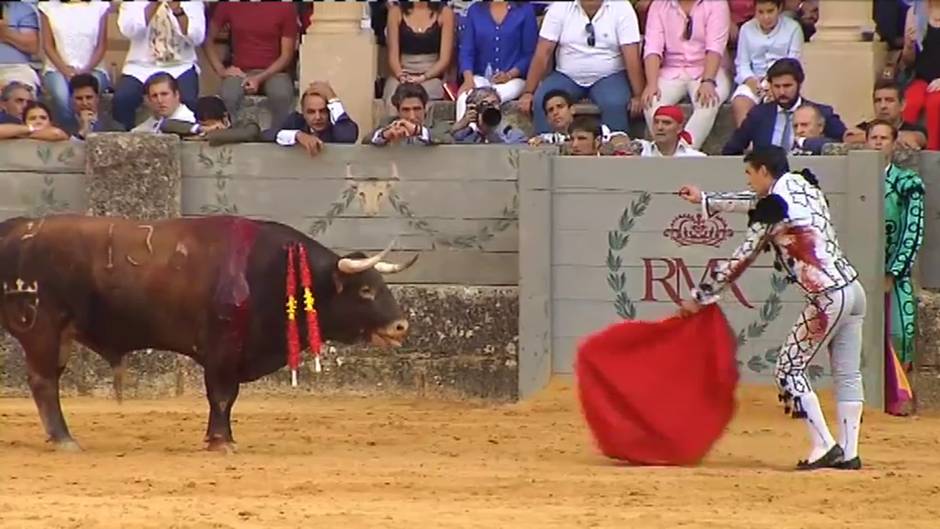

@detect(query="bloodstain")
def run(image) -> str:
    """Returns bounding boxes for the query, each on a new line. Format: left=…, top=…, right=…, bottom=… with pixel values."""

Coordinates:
left=213, top=218, right=260, bottom=357
left=781, top=227, right=826, bottom=292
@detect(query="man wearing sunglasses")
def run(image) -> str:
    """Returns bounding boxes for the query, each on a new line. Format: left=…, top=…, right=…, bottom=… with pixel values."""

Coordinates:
left=641, top=0, right=732, bottom=151
left=516, top=0, right=645, bottom=136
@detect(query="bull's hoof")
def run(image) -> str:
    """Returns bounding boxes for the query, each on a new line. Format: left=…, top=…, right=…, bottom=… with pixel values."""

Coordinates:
left=205, top=438, right=237, bottom=455
left=51, top=439, right=82, bottom=452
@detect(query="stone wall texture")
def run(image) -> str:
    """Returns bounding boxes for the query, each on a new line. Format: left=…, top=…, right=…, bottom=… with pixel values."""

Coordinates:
left=0, top=286, right=519, bottom=401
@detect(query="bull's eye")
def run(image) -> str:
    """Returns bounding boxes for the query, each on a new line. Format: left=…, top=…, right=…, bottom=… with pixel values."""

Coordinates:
left=359, top=285, right=375, bottom=300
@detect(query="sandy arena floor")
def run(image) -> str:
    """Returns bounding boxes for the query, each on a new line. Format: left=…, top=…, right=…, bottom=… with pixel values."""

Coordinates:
left=1, top=379, right=939, bottom=529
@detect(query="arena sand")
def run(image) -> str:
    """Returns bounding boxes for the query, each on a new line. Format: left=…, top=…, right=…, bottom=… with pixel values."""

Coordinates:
left=1, top=378, right=939, bottom=529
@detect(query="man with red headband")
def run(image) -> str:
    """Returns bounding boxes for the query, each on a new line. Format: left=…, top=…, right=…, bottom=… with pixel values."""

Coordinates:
left=632, top=105, right=705, bottom=157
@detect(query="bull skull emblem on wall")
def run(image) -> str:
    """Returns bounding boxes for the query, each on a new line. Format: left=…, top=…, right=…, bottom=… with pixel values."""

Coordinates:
left=345, top=162, right=400, bottom=216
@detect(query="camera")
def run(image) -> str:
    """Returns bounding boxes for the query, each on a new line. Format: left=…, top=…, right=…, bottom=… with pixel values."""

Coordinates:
left=474, top=101, right=502, bottom=128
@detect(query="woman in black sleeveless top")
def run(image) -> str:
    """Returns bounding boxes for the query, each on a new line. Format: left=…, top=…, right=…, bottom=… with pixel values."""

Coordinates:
left=901, top=0, right=940, bottom=150
left=383, top=1, right=455, bottom=114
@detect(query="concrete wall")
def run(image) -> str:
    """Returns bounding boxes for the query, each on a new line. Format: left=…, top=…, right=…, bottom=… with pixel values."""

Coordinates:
left=1, top=140, right=939, bottom=406
left=0, top=141, right=526, bottom=400
left=518, top=151, right=888, bottom=407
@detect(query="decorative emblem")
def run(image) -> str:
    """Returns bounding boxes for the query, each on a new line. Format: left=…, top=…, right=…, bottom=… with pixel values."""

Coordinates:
left=606, top=197, right=792, bottom=375
left=662, top=213, right=734, bottom=247
left=2, top=278, right=39, bottom=296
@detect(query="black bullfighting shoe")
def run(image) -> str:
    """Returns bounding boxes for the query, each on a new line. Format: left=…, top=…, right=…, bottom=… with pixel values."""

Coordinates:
left=795, top=444, right=844, bottom=471
left=835, top=456, right=862, bottom=470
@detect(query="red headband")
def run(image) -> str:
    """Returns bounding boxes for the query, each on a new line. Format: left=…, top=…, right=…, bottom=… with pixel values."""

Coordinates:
left=654, top=105, right=685, bottom=124
left=655, top=105, right=693, bottom=145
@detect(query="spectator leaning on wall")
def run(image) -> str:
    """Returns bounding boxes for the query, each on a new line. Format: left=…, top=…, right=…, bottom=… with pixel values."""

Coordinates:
left=67, top=73, right=125, bottom=140
left=0, top=100, right=69, bottom=142
left=132, top=71, right=196, bottom=133
left=161, top=95, right=262, bottom=146
left=0, top=80, right=32, bottom=124
left=265, top=81, right=360, bottom=157
left=369, top=82, right=450, bottom=146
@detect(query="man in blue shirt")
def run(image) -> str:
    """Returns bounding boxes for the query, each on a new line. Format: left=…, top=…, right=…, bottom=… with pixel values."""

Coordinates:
left=0, top=80, right=33, bottom=124
left=0, top=1, right=41, bottom=92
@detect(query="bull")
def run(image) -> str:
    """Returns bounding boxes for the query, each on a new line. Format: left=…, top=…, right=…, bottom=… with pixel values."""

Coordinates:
left=0, top=214, right=416, bottom=452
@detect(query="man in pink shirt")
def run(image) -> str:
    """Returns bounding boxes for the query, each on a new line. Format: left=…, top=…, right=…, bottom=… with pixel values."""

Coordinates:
left=641, top=0, right=731, bottom=150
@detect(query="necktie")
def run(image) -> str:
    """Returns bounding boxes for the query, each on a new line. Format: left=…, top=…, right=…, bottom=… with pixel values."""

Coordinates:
left=780, top=110, right=794, bottom=149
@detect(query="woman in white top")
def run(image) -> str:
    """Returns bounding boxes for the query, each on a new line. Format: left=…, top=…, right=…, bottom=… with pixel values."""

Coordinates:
left=37, top=0, right=113, bottom=132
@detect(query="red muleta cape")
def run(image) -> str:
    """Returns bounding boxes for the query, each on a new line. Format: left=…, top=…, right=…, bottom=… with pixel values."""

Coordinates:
left=575, top=304, right=740, bottom=466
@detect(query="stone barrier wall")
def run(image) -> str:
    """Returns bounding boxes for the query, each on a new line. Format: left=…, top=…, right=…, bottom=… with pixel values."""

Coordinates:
left=2, top=139, right=940, bottom=405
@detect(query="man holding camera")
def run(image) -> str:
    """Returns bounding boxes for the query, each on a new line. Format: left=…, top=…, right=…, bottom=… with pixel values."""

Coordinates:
left=449, top=87, right=527, bottom=144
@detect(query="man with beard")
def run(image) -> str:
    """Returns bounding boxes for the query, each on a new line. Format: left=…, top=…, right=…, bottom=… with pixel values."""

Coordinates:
left=721, top=58, right=846, bottom=155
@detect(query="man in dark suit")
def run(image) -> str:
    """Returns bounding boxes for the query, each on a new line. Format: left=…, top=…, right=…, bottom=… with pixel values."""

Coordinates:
left=722, top=58, right=847, bottom=155
left=66, top=74, right=125, bottom=140
left=262, top=81, right=360, bottom=156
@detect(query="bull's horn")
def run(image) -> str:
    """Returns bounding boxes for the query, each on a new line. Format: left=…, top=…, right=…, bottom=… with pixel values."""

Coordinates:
left=337, top=238, right=397, bottom=274
left=374, top=253, right=419, bottom=274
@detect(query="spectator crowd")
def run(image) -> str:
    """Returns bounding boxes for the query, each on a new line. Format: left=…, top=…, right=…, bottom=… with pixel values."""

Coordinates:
left=0, top=0, right=936, bottom=158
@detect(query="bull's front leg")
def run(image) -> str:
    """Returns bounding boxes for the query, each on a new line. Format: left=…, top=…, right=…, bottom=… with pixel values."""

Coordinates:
left=16, top=316, right=80, bottom=451
left=203, top=368, right=240, bottom=454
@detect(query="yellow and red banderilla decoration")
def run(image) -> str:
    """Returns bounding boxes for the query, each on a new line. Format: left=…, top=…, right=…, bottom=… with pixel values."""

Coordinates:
left=285, top=242, right=323, bottom=387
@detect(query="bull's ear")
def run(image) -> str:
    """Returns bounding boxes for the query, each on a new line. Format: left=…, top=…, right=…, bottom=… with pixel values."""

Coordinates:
left=332, top=270, right=345, bottom=294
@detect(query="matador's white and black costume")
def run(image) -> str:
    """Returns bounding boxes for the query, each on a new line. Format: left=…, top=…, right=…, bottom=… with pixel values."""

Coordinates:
left=690, top=169, right=866, bottom=470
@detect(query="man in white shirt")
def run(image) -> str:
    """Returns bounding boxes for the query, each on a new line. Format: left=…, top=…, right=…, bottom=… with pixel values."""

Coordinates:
left=132, top=72, right=196, bottom=133
left=517, top=0, right=645, bottom=135
left=632, top=105, right=706, bottom=157
left=113, top=0, right=205, bottom=131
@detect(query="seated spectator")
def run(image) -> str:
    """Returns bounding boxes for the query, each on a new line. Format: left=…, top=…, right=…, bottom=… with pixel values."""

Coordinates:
left=728, top=0, right=756, bottom=48
left=567, top=115, right=603, bottom=156
left=632, top=105, right=706, bottom=157
left=784, top=0, right=818, bottom=41
left=455, top=1, right=537, bottom=122
left=874, top=0, right=912, bottom=81
left=642, top=0, right=732, bottom=150
left=0, top=1, right=40, bottom=91
left=0, top=80, right=33, bottom=124
left=722, top=58, right=847, bottom=155
left=789, top=104, right=830, bottom=154
left=527, top=89, right=627, bottom=146
left=450, top=86, right=527, bottom=144
left=115, top=1, right=205, bottom=131
left=0, top=100, right=69, bottom=141
left=204, top=1, right=297, bottom=131
left=265, top=81, right=359, bottom=156
left=843, top=78, right=927, bottom=150
left=160, top=95, right=261, bottom=146
left=37, top=0, right=112, bottom=133
left=383, top=1, right=455, bottom=115
left=518, top=0, right=645, bottom=134
left=369, top=82, right=449, bottom=146
left=67, top=73, right=125, bottom=140
left=731, top=0, right=803, bottom=127
left=132, top=72, right=196, bottom=133
left=899, top=0, right=940, bottom=150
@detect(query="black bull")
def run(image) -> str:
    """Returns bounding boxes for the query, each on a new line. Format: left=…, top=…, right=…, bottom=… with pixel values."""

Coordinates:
left=0, top=214, right=416, bottom=452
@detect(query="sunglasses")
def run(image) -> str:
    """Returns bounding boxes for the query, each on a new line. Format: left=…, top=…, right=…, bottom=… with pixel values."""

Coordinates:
left=585, top=22, right=595, bottom=47
left=683, top=16, right=693, bottom=40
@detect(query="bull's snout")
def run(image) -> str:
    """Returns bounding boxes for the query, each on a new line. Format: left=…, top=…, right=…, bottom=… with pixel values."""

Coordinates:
left=385, top=318, right=409, bottom=337
left=371, top=318, right=410, bottom=348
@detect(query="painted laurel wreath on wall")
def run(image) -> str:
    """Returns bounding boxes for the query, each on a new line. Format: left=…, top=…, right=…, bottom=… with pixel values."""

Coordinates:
left=606, top=192, right=792, bottom=374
